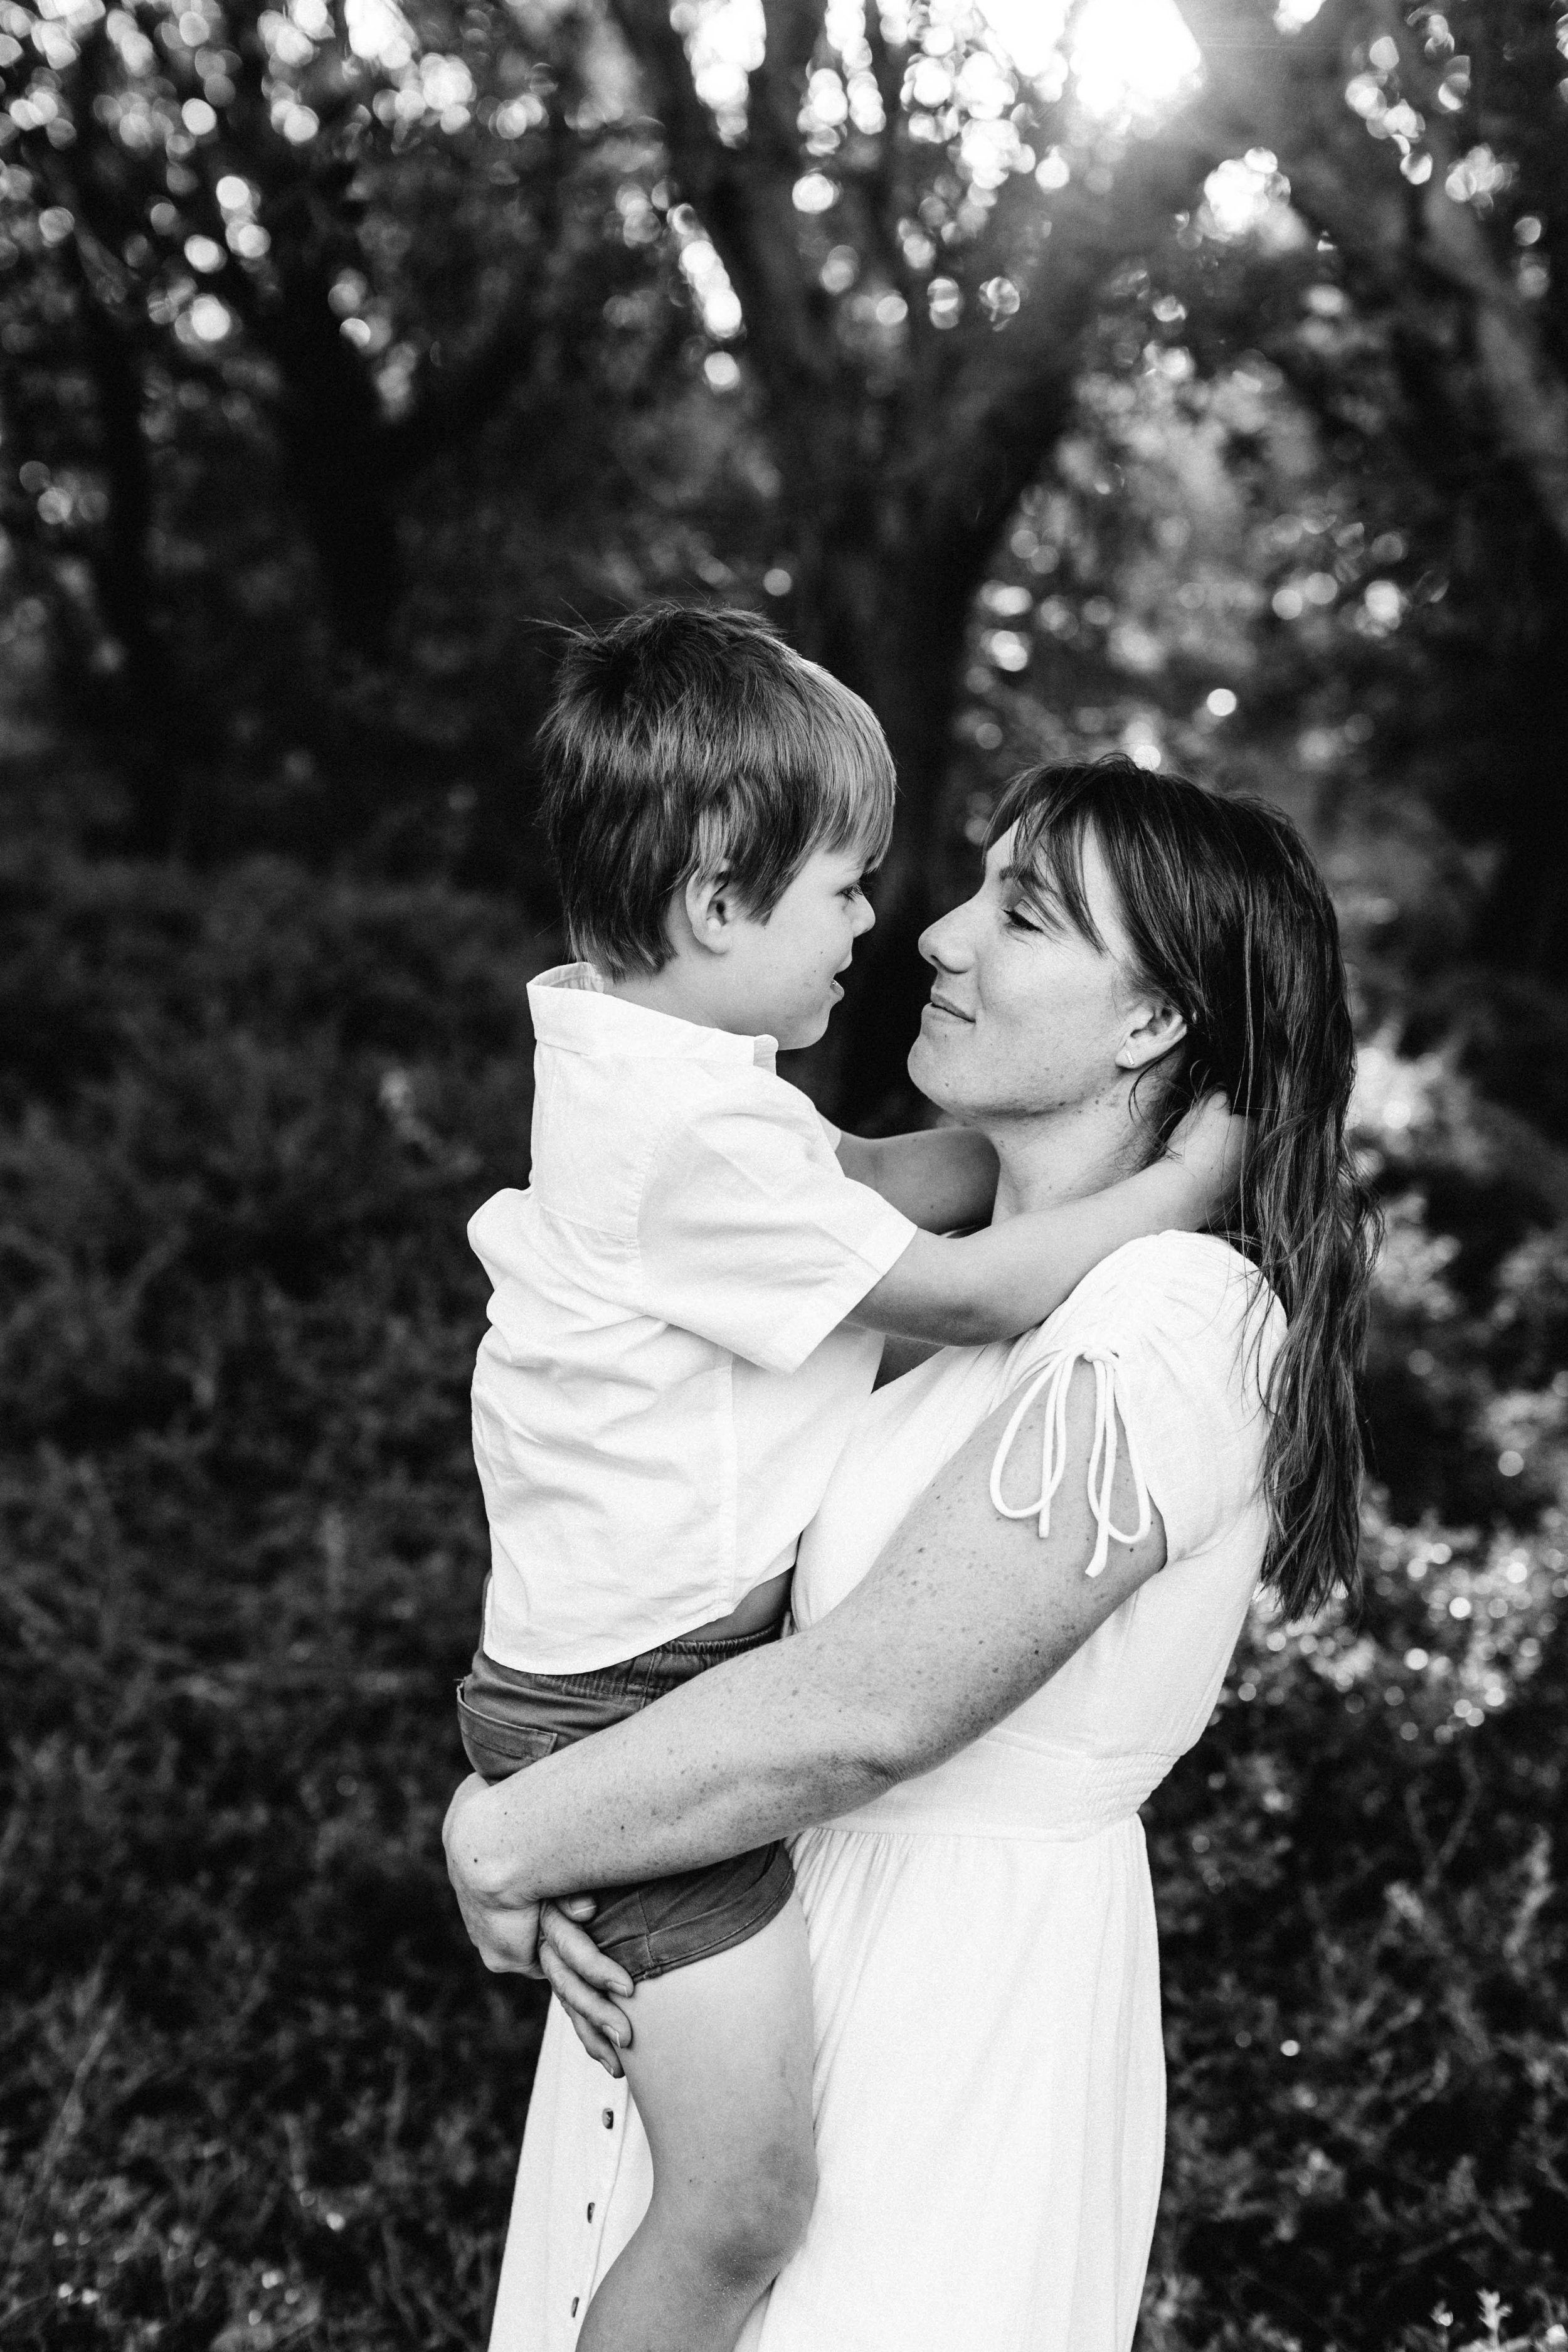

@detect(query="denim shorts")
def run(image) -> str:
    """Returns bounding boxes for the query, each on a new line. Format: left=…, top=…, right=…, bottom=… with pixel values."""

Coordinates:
left=456, top=1626, right=795, bottom=1983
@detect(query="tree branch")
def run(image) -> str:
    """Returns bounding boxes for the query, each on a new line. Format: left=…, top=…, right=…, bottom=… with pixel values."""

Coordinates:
left=1175, top=0, right=1568, bottom=555
left=607, top=0, right=841, bottom=413
left=928, top=129, right=1214, bottom=549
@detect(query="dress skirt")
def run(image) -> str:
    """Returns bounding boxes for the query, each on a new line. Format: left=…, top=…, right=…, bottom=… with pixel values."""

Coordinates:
left=489, top=1811, right=1167, bottom=2352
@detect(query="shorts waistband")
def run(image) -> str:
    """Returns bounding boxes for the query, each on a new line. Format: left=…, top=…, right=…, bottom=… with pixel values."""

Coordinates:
left=658, top=1623, right=780, bottom=1660
left=462, top=1619, right=781, bottom=1710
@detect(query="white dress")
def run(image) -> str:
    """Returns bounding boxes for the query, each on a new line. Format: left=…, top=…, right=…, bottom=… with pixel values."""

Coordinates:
left=487, top=1234, right=1284, bottom=2352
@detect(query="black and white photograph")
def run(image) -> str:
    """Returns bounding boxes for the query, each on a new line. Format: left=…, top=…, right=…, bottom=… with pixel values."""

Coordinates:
left=2, top=1, right=1565, bottom=2347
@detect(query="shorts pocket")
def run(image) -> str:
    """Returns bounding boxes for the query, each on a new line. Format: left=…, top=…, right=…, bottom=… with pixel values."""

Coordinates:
left=457, top=1696, right=564, bottom=1781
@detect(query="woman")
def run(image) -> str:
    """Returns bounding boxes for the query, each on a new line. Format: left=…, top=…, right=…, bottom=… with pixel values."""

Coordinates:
left=445, top=757, right=1378, bottom=2351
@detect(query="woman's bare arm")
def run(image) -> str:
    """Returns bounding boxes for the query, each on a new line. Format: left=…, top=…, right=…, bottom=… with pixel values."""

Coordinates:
left=443, top=1362, right=1167, bottom=1949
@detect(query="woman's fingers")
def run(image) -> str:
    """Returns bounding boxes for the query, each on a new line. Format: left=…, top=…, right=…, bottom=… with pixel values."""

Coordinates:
left=540, top=1902, right=635, bottom=2001
left=537, top=1939, right=627, bottom=2076
left=537, top=1902, right=636, bottom=2072
left=542, top=1949, right=626, bottom=2075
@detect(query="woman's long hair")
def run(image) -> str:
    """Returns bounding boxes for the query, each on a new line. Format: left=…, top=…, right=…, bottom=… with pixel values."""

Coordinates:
left=988, top=756, right=1381, bottom=1618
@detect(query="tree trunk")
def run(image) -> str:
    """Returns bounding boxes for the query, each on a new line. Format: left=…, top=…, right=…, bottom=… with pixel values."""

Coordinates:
left=1463, top=535, right=1568, bottom=978
left=264, top=268, right=404, bottom=658
left=785, top=513, right=985, bottom=1125
left=605, top=0, right=1211, bottom=1113
left=70, top=259, right=212, bottom=848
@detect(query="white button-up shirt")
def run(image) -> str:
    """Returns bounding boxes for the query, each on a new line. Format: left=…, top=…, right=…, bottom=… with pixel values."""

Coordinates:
left=468, top=965, right=918, bottom=1673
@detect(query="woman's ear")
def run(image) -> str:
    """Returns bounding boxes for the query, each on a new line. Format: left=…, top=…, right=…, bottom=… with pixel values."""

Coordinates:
left=682, top=866, right=738, bottom=958
left=1115, top=997, right=1188, bottom=1071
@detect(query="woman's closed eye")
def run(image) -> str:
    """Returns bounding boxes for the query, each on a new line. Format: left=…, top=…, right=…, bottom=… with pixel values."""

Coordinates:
left=1001, top=881, right=1071, bottom=937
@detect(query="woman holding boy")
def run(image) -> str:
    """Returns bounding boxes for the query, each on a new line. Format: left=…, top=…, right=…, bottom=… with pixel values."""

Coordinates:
left=446, top=610, right=1375, bottom=2351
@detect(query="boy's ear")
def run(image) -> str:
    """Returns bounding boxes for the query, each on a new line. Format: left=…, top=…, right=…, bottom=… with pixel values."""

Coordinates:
left=682, top=866, right=739, bottom=956
left=1115, top=997, right=1187, bottom=1072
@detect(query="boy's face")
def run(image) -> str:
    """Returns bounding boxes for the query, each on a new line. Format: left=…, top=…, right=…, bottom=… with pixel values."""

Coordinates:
left=724, top=844, right=877, bottom=1049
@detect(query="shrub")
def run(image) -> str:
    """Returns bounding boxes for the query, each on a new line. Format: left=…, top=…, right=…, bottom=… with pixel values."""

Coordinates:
left=1, top=830, right=1564, bottom=2349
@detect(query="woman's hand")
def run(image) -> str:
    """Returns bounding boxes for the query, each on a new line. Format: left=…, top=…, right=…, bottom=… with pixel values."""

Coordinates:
left=443, top=1773, right=603, bottom=1978
left=435, top=1364, right=1168, bottom=1920
left=538, top=1904, right=637, bottom=2077
left=443, top=1776, right=633, bottom=2072
left=443, top=1774, right=549, bottom=1973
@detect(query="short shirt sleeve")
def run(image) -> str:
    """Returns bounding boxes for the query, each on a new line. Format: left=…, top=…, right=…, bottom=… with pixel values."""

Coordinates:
left=634, top=1074, right=918, bottom=1374
left=992, top=1234, right=1283, bottom=1570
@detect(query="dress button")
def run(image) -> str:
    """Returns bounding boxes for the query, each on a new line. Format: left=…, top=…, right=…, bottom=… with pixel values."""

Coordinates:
left=570, top=2296, right=580, bottom=2317
left=586, top=2203, right=595, bottom=2222
left=601, top=2108, right=615, bottom=2129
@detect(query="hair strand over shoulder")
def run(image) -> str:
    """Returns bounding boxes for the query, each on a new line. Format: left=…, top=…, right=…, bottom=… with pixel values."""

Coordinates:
left=990, top=756, right=1382, bottom=1618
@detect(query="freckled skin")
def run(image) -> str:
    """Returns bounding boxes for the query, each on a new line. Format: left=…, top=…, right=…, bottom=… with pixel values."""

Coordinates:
left=909, top=826, right=1172, bottom=1155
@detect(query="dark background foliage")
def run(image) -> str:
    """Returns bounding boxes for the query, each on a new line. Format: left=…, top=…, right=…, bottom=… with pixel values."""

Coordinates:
left=1, top=1, right=1566, bottom=2347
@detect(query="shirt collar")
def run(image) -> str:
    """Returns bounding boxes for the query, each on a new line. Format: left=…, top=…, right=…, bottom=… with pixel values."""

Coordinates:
left=527, top=963, right=778, bottom=1072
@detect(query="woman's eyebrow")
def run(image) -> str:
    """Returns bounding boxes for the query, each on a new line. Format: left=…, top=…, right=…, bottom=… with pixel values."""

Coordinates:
left=1000, top=861, right=1104, bottom=946
left=1000, top=862, right=1058, bottom=907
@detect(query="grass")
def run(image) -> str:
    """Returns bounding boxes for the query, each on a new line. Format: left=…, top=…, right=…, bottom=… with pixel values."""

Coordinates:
left=1, top=805, right=1565, bottom=2350
left=0, top=838, right=551, bottom=2349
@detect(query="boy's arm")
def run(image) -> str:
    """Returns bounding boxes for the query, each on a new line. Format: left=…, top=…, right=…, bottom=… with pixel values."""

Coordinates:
left=852, top=1098, right=1245, bottom=1347
left=836, top=1127, right=999, bottom=1234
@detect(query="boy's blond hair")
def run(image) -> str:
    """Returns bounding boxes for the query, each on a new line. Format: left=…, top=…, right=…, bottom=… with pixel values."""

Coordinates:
left=538, top=605, right=896, bottom=980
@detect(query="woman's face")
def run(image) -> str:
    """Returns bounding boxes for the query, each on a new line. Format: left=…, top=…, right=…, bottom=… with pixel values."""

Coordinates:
left=907, top=824, right=1179, bottom=1126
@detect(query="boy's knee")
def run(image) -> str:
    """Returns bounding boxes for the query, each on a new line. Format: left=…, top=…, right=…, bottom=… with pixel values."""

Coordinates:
left=684, top=2141, right=818, bottom=2286
left=762, top=2139, right=818, bottom=2257
left=718, top=2167, right=817, bottom=2283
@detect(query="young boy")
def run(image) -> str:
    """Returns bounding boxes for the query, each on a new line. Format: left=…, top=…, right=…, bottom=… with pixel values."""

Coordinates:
left=459, top=607, right=1231, bottom=2352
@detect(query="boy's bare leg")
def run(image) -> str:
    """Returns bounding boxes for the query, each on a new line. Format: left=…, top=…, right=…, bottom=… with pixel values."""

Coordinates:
left=576, top=1896, right=817, bottom=2352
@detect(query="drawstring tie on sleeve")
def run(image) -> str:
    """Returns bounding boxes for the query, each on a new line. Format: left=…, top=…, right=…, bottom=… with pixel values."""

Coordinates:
left=988, top=1347, right=1152, bottom=1577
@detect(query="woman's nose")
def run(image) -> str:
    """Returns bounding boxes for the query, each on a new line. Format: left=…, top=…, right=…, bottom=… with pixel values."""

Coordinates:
left=918, top=906, right=965, bottom=970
